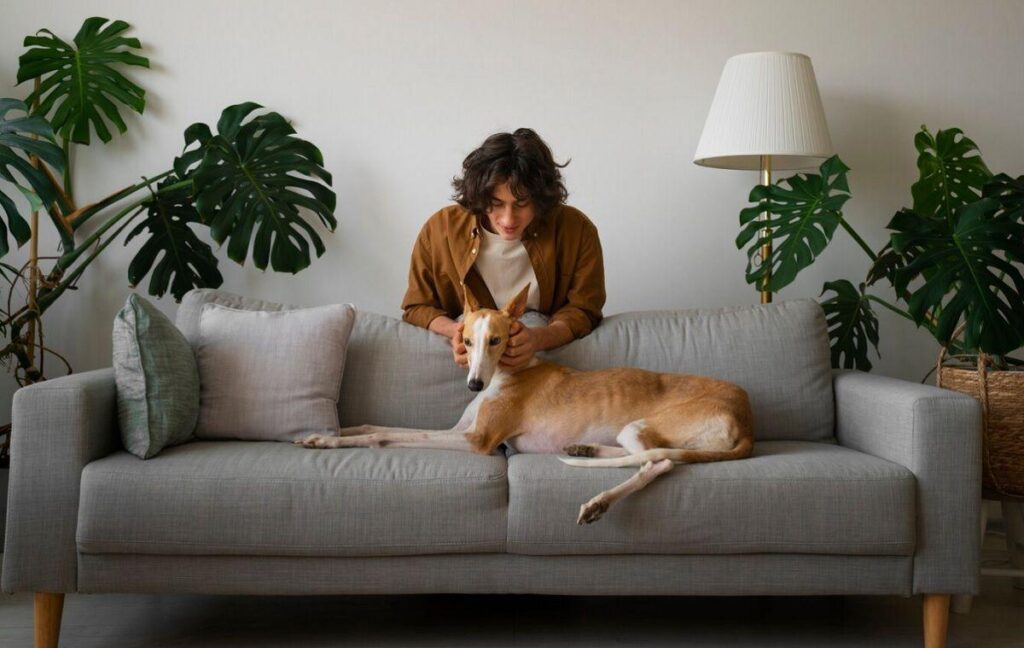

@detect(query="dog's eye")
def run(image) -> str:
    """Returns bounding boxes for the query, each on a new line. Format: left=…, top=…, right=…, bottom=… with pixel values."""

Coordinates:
left=464, top=339, right=472, bottom=347
left=489, top=337, right=501, bottom=346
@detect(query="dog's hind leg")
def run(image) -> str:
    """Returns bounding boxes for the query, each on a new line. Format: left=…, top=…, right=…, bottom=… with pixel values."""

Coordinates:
left=576, top=458, right=674, bottom=525
left=572, top=419, right=677, bottom=524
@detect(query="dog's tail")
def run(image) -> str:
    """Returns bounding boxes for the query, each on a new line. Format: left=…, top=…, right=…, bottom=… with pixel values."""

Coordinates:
left=557, top=437, right=753, bottom=468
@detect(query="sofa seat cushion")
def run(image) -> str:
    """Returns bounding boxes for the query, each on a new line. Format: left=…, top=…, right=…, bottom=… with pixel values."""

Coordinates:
left=507, top=441, right=915, bottom=556
left=78, top=441, right=508, bottom=557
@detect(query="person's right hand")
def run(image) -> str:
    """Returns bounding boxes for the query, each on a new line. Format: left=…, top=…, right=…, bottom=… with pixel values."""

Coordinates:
left=451, top=322, right=468, bottom=369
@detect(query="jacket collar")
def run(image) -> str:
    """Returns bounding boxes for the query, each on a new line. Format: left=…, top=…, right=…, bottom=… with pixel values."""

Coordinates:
left=450, top=205, right=558, bottom=281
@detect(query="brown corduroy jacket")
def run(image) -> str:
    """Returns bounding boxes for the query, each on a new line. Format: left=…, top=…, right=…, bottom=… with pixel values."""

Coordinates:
left=401, top=203, right=606, bottom=339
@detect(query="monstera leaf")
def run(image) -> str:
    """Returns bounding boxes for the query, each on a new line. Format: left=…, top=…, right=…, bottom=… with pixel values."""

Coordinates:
left=736, top=155, right=851, bottom=292
left=911, top=126, right=992, bottom=225
left=0, top=99, right=64, bottom=256
left=982, top=174, right=1024, bottom=264
left=865, top=243, right=907, bottom=287
left=125, top=178, right=223, bottom=301
left=820, top=279, right=879, bottom=371
left=889, top=199, right=1024, bottom=355
left=984, top=173, right=1024, bottom=224
left=17, top=17, right=148, bottom=145
left=173, top=102, right=337, bottom=273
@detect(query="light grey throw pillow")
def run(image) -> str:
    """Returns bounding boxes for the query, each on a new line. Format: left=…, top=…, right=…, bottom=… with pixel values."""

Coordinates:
left=194, top=302, right=355, bottom=441
left=112, top=293, right=199, bottom=459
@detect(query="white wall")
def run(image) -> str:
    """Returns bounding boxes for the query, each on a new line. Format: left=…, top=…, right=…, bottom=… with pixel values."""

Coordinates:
left=1, top=0, right=1022, bottom=422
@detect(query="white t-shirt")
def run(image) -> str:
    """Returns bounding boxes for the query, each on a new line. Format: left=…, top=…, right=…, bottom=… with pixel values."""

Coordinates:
left=474, top=227, right=541, bottom=311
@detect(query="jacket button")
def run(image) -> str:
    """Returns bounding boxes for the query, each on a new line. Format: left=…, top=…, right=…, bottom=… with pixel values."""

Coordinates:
left=460, top=280, right=465, bottom=286
left=472, top=248, right=477, bottom=254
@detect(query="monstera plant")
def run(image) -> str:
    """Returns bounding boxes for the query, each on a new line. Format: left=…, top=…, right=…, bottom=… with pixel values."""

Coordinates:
left=735, top=127, right=1024, bottom=373
left=0, top=17, right=336, bottom=468
left=0, top=17, right=336, bottom=387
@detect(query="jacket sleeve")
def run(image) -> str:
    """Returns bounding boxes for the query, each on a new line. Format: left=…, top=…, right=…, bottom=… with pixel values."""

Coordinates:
left=550, top=220, right=606, bottom=339
left=401, top=222, right=448, bottom=329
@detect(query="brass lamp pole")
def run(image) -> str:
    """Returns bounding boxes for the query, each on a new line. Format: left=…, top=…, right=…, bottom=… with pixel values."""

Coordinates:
left=759, top=154, right=772, bottom=304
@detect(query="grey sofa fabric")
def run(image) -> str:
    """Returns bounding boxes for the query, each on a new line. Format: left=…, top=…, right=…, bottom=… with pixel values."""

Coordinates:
left=508, top=441, right=915, bottom=556
left=543, top=299, right=834, bottom=442
left=1, top=369, right=119, bottom=594
left=78, top=553, right=913, bottom=597
left=77, top=441, right=508, bottom=557
left=834, top=369, right=983, bottom=595
left=338, top=311, right=477, bottom=429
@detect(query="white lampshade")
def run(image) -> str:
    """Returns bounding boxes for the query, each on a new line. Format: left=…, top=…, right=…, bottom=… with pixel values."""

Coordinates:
left=694, top=52, right=833, bottom=171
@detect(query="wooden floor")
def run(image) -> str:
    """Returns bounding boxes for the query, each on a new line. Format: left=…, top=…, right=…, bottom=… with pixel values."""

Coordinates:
left=2, top=526, right=1022, bottom=647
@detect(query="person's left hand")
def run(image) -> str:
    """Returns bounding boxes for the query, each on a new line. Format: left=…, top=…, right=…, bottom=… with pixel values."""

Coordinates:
left=500, top=321, right=537, bottom=371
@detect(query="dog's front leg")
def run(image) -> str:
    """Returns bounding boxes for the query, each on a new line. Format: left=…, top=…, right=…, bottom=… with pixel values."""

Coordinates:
left=297, top=428, right=478, bottom=452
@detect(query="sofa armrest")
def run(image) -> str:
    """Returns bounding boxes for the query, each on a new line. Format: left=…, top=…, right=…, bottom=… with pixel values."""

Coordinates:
left=2, top=368, right=119, bottom=593
left=833, top=368, right=982, bottom=595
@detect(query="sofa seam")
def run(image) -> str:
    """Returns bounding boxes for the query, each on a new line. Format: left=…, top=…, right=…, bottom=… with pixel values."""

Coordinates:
left=504, top=539, right=912, bottom=546
left=83, top=471, right=508, bottom=484
left=76, top=538, right=505, bottom=550
left=509, top=476, right=914, bottom=484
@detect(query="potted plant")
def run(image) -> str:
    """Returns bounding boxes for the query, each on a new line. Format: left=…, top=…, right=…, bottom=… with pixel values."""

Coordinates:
left=0, top=17, right=338, bottom=534
left=734, top=127, right=1024, bottom=495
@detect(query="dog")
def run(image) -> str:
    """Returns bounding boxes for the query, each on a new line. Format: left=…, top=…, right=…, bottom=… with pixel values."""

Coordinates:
left=298, top=284, right=754, bottom=524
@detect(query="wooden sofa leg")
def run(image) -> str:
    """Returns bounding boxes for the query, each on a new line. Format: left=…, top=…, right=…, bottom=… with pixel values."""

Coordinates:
left=34, top=592, right=64, bottom=648
left=923, top=594, right=950, bottom=648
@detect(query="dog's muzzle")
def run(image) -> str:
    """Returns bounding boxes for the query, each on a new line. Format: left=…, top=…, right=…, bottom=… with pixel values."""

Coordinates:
left=467, top=378, right=484, bottom=392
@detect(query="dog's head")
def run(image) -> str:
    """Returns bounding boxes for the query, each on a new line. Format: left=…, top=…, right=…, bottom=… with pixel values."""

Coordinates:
left=461, top=283, right=530, bottom=392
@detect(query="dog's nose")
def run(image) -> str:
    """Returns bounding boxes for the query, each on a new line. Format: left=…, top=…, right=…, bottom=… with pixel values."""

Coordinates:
left=468, top=378, right=484, bottom=392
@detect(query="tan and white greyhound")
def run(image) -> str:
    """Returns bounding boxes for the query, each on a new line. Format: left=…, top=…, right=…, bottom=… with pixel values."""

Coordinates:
left=298, top=284, right=754, bottom=524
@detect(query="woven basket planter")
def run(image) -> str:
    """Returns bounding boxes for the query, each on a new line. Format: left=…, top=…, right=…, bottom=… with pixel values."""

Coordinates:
left=938, top=346, right=1024, bottom=498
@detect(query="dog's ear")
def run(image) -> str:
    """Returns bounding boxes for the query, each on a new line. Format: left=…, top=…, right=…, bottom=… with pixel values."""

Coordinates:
left=501, top=283, right=530, bottom=320
left=462, top=284, right=481, bottom=314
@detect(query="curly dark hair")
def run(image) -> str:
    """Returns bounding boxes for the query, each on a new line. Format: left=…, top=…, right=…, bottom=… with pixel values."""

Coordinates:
left=451, top=128, right=570, bottom=221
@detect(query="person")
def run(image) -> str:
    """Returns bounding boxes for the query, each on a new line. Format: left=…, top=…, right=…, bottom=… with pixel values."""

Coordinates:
left=401, top=128, right=606, bottom=372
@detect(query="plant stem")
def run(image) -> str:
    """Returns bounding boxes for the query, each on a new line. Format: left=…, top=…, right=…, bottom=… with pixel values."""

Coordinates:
left=839, top=219, right=877, bottom=262
left=61, top=136, right=74, bottom=205
left=39, top=177, right=191, bottom=309
left=37, top=162, right=75, bottom=215
left=864, top=293, right=976, bottom=360
left=67, top=169, right=176, bottom=231
left=54, top=175, right=187, bottom=273
left=865, top=294, right=915, bottom=322
left=37, top=207, right=145, bottom=312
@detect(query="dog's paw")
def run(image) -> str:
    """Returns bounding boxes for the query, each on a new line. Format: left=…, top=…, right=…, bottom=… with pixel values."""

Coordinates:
left=564, top=444, right=596, bottom=457
left=577, top=498, right=609, bottom=525
left=296, top=433, right=336, bottom=449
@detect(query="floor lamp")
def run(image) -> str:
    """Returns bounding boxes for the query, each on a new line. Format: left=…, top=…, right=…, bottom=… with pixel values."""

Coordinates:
left=693, top=51, right=834, bottom=304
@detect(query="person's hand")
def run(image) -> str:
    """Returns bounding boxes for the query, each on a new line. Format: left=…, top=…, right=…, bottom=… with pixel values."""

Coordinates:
left=451, top=322, right=468, bottom=369
left=500, top=321, right=537, bottom=371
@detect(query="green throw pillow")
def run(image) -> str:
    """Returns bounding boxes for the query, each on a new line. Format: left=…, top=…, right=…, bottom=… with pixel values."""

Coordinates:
left=112, top=293, right=199, bottom=458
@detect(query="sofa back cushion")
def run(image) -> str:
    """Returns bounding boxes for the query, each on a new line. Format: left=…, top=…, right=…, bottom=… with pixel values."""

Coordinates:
left=194, top=302, right=355, bottom=442
left=176, top=291, right=834, bottom=440
left=176, top=289, right=477, bottom=430
left=543, top=299, right=834, bottom=441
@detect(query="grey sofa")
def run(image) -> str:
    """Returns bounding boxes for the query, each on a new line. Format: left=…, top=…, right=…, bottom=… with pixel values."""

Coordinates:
left=3, top=290, right=981, bottom=648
